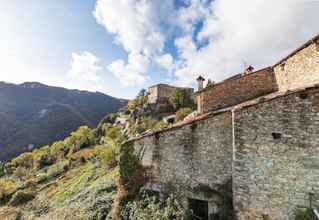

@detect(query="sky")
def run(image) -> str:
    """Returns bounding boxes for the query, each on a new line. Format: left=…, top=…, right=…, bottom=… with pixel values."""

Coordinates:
left=0, top=0, right=319, bottom=99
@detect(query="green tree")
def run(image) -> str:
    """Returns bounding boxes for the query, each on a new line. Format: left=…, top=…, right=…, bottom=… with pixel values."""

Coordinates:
left=169, top=89, right=194, bottom=111
left=175, top=107, right=193, bottom=122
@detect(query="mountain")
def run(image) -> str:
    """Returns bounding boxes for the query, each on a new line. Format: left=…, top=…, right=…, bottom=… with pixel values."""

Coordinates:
left=0, top=81, right=126, bottom=161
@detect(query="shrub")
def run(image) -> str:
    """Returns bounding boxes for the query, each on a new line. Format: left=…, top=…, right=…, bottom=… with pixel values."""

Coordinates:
left=95, top=141, right=119, bottom=169
left=156, top=104, right=173, bottom=114
left=13, top=167, right=28, bottom=180
left=105, top=125, right=122, bottom=140
left=154, top=121, right=169, bottom=130
left=121, top=194, right=185, bottom=220
left=50, top=140, right=68, bottom=159
left=33, top=146, right=54, bottom=169
left=45, top=160, right=70, bottom=180
left=11, top=152, right=33, bottom=168
left=175, top=108, right=193, bottom=122
left=65, top=126, right=95, bottom=156
left=295, top=208, right=317, bottom=220
left=0, top=179, right=17, bottom=204
left=0, top=162, right=5, bottom=177
left=169, top=88, right=194, bottom=111
left=8, top=190, right=36, bottom=206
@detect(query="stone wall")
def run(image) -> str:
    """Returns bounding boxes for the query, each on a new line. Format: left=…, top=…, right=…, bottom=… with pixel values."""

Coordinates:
left=197, top=68, right=278, bottom=113
left=131, top=111, right=233, bottom=217
left=274, top=37, right=319, bottom=92
left=233, top=87, right=319, bottom=220
left=148, top=84, right=194, bottom=104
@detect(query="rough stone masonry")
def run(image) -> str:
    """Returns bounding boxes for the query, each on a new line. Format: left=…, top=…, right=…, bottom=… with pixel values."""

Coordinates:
left=127, top=33, right=319, bottom=220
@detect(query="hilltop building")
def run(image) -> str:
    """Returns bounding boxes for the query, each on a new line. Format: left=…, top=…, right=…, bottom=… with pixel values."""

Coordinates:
left=128, top=34, right=319, bottom=220
left=147, top=84, right=194, bottom=104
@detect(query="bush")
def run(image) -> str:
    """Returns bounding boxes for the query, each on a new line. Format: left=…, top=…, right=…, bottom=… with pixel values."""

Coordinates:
left=169, top=89, right=194, bottom=111
left=45, top=160, right=70, bottom=180
left=50, top=140, right=68, bottom=159
left=65, top=126, right=95, bottom=156
left=11, top=152, right=33, bottom=168
left=0, top=179, right=17, bottom=204
left=95, top=141, right=119, bottom=169
left=175, top=108, right=193, bottom=122
left=8, top=190, right=36, bottom=206
left=0, top=162, right=5, bottom=177
left=121, top=194, right=185, bottom=220
left=295, top=208, right=317, bottom=220
left=154, top=121, right=169, bottom=130
left=156, top=104, right=174, bottom=114
left=13, top=167, right=28, bottom=180
left=33, top=146, right=54, bottom=169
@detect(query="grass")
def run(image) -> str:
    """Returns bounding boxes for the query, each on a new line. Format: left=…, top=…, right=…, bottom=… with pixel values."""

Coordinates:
left=51, top=162, right=95, bottom=205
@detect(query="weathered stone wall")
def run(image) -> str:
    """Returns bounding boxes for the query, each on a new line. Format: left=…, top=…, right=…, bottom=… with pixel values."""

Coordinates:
left=148, top=86, right=158, bottom=104
left=197, top=68, right=278, bottom=113
left=274, top=38, right=319, bottom=92
left=148, top=84, right=194, bottom=104
left=131, top=111, right=233, bottom=216
left=233, top=87, right=319, bottom=220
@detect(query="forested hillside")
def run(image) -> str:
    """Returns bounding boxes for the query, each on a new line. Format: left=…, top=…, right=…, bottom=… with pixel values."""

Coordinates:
left=0, top=88, right=195, bottom=220
left=0, top=82, right=126, bottom=161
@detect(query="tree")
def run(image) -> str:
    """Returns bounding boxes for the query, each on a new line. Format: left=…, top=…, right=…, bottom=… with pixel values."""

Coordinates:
left=175, top=108, right=193, bottom=122
left=136, top=89, right=148, bottom=107
left=206, top=79, right=214, bottom=86
left=169, top=89, right=194, bottom=111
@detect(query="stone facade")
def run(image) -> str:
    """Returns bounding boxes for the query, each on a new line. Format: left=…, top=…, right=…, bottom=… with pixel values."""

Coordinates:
left=127, top=34, right=319, bottom=220
left=148, top=84, right=194, bottom=104
left=233, top=87, right=319, bottom=220
left=274, top=35, right=319, bottom=92
left=131, top=112, right=233, bottom=218
left=196, top=67, right=278, bottom=114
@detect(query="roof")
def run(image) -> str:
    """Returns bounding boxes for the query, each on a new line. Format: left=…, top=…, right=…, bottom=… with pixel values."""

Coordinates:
left=148, top=83, right=193, bottom=90
left=195, top=66, right=272, bottom=94
left=273, top=33, right=319, bottom=67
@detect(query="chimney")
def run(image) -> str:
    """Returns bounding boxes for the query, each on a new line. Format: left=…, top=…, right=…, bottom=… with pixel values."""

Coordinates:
left=244, top=65, right=254, bottom=74
left=196, top=75, right=205, bottom=91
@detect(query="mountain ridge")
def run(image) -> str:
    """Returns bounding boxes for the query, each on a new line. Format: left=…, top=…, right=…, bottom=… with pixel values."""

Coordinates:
left=0, top=81, right=127, bottom=161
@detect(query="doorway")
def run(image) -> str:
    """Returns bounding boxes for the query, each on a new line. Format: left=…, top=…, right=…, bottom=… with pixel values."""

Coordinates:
left=188, top=198, right=209, bottom=220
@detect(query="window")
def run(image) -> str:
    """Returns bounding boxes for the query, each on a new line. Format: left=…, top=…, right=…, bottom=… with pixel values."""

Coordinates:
left=280, top=63, right=286, bottom=71
left=188, top=198, right=209, bottom=220
left=316, top=39, right=319, bottom=52
left=272, top=132, right=282, bottom=140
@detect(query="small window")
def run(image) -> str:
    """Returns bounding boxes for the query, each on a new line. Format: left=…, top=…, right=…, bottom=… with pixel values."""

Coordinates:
left=316, top=40, right=319, bottom=52
left=280, top=63, right=286, bottom=71
left=272, top=132, right=282, bottom=140
left=188, top=198, right=209, bottom=220
left=299, top=93, right=308, bottom=99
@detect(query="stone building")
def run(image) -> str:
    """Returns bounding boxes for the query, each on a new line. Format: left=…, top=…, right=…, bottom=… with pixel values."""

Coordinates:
left=127, top=33, right=319, bottom=220
left=148, top=84, right=194, bottom=104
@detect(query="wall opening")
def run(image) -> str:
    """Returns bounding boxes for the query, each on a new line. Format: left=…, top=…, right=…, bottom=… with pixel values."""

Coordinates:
left=272, top=132, right=282, bottom=140
left=299, top=93, right=308, bottom=99
left=316, top=39, right=319, bottom=52
left=188, top=198, right=209, bottom=220
left=280, top=63, right=286, bottom=71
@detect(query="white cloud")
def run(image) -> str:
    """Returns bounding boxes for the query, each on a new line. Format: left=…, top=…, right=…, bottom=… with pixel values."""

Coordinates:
left=94, top=0, right=175, bottom=86
left=156, top=53, right=174, bottom=71
left=65, top=51, right=112, bottom=93
left=174, top=0, right=319, bottom=86
left=68, top=51, right=102, bottom=82
left=108, top=53, right=150, bottom=86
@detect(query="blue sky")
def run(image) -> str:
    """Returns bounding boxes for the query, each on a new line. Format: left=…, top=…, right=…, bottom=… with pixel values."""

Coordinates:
left=0, top=0, right=318, bottom=99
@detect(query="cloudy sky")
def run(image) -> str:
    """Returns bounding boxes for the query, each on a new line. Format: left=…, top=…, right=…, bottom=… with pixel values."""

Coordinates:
left=0, top=0, right=318, bottom=98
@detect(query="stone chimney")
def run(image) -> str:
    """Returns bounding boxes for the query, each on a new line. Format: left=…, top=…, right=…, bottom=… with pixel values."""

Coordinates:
left=244, top=65, right=254, bottom=74
left=196, top=76, right=205, bottom=91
